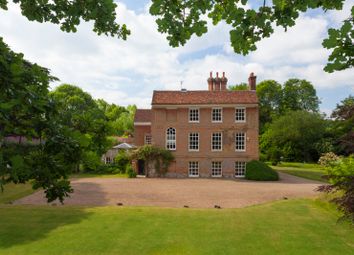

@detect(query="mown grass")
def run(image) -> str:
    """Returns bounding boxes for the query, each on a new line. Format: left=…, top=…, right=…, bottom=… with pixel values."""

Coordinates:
left=70, top=173, right=128, bottom=179
left=0, top=199, right=353, bottom=255
left=0, top=182, right=36, bottom=204
left=272, top=162, right=327, bottom=182
left=0, top=173, right=128, bottom=204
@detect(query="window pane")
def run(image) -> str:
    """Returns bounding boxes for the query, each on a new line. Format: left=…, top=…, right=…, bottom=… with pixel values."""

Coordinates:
left=235, top=132, right=245, bottom=151
left=211, top=161, right=222, bottom=177
left=189, top=133, right=199, bottom=151
left=166, top=128, right=176, bottom=150
left=189, top=161, right=199, bottom=177
left=235, top=161, right=246, bottom=177
left=212, top=132, right=222, bottom=151
left=212, top=108, right=222, bottom=122
left=189, top=109, right=199, bottom=122
left=235, top=108, right=246, bottom=122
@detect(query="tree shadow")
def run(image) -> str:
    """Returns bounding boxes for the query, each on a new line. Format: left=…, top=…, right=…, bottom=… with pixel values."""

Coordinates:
left=0, top=182, right=107, bottom=248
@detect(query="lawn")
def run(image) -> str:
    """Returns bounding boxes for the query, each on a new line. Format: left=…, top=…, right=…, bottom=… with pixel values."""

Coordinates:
left=0, top=174, right=128, bottom=204
left=70, top=173, right=128, bottom=179
left=272, top=162, right=327, bottom=182
left=0, top=199, right=353, bottom=255
left=0, top=182, right=36, bottom=204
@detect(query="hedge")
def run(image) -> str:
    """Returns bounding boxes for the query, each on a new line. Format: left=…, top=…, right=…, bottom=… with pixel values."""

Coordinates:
left=245, top=160, right=279, bottom=181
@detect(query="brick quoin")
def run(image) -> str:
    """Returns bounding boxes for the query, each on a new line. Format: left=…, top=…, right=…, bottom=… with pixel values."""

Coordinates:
left=133, top=72, right=259, bottom=178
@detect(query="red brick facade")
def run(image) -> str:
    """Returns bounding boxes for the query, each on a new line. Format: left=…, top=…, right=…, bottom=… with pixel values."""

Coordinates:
left=133, top=72, right=259, bottom=178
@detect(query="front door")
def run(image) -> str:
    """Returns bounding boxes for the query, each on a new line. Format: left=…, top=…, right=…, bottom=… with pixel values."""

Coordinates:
left=138, top=160, right=145, bottom=176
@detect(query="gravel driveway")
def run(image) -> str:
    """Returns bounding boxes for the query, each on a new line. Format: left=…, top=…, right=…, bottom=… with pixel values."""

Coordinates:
left=14, top=173, right=323, bottom=208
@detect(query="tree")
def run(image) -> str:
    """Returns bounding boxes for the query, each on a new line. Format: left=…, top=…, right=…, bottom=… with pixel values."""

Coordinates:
left=149, top=0, right=350, bottom=72
left=323, top=6, right=354, bottom=72
left=282, top=79, right=320, bottom=113
left=256, top=80, right=283, bottom=132
left=331, top=95, right=354, bottom=155
left=0, top=0, right=130, bottom=39
left=228, top=83, right=248, bottom=91
left=261, top=111, right=327, bottom=162
left=1, top=1, right=351, bottom=73
left=0, top=38, right=83, bottom=202
left=50, top=84, right=112, bottom=156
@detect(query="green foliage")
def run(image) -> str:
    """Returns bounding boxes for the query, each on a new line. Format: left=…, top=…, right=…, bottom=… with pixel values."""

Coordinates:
left=126, top=164, right=137, bottom=178
left=282, top=79, right=320, bottom=113
left=318, top=152, right=340, bottom=167
left=261, top=111, right=327, bottom=162
left=228, top=83, right=248, bottom=90
left=318, top=155, right=354, bottom=223
left=330, top=95, right=354, bottom=155
left=114, top=151, right=130, bottom=173
left=0, top=0, right=130, bottom=39
left=0, top=38, right=84, bottom=203
left=245, top=160, right=279, bottom=181
left=323, top=6, right=354, bottom=72
left=50, top=84, right=112, bottom=156
left=256, top=80, right=283, bottom=132
left=81, top=151, right=102, bottom=172
left=131, top=145, right=174, bottom=177
left=149, top=0, right=345, bottom=71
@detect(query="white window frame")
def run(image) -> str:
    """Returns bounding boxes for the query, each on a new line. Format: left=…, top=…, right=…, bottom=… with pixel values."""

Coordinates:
left=144, top=134, right=152, bottom=145
left=188, top=132, right=199, bottom=151
left=105, top=157, right=112, bottom=164
left=189, top=161, right=199, bottom=177
left=189, top=108, right=200, bottom=123
left=235, top=161, right=246, bottom=177
left=166, top=127, right=176, bottom=150
left=211, top=132, right=222, bottom=151
left=235, top=132, right=246, bottom=152
left=235, top=107, right=246, bottom=123
left=211, top=107, right=223, bottom=123
left=211, top=161, right=222, bottom=177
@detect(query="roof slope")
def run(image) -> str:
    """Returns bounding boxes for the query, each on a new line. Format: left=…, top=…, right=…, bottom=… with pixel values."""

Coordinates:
left=152, top=90, right=258, bottom=105
left=134, top=109, right=152, bottom=122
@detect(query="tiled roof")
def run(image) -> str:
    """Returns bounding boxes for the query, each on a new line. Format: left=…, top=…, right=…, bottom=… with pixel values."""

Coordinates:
left=134, top=109, right=152, bottom=122
left=152, top=90, right=258, bottom=105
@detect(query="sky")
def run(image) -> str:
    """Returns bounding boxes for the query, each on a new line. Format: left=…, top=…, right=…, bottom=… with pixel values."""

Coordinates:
left=0, top=0, right=353, bottom=115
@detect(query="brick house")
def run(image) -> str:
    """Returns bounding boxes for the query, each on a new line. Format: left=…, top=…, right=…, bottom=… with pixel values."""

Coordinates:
left=133, top=72, right=259, bottom=178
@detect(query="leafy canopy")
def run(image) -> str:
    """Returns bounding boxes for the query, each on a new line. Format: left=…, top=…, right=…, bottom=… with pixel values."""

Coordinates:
left=1, top=1, right=351, bottom=73
left=0, top=38, right=83, bottom=202
left=0, top=0, right=130, bottom=39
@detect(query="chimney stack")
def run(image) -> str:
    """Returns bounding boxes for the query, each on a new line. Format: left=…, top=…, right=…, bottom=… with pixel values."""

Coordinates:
left=207, top=71, right=228, bottom=91
left=207, top=71, right=214, bottom=91
left=221, top=72, right=228, bottom=91
left=248, top=72, right=257, bottom=90
left=214, top=72, right=221, bottom=91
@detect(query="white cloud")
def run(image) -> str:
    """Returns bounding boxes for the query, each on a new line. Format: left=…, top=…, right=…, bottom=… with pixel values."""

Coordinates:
left=0, top=1, right=353, bottom=111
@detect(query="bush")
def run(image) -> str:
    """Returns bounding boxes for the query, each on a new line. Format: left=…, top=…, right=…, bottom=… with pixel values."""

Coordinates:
left=82, top=151, right=101, bottom=172
left=318, top=152, right=340, bottom=167
left=317, top=155, right=354, bottom=224
left=114, top=150, right=130, bottom=173
left=245, top=160, right=279, bottom=181
left=126, top=164, right=136, bottom=178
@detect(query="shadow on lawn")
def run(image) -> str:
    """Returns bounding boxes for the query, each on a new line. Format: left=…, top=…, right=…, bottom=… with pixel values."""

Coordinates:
left=0, top=182, right=107, bottom=248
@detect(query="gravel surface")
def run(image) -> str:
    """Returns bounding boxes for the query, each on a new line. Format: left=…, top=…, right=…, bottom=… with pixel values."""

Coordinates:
left=14, top=173, right=323, bottom=208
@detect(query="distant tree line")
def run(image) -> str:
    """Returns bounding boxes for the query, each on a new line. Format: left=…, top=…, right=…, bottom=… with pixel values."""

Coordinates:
left=230, top=80, right=353, bottom=164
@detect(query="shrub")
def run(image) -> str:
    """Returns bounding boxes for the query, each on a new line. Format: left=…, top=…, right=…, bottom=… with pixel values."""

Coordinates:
left=114, top=150, right=130, bottom=173
left=245, top=160, right=279, bottom=181
left=318, top=152, right=340, bottom=167
left=126, top=164, right=136, bottom=178
left=81, top=151, right=101, bottom=172
left=317, top=155, right=354, bottom=224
